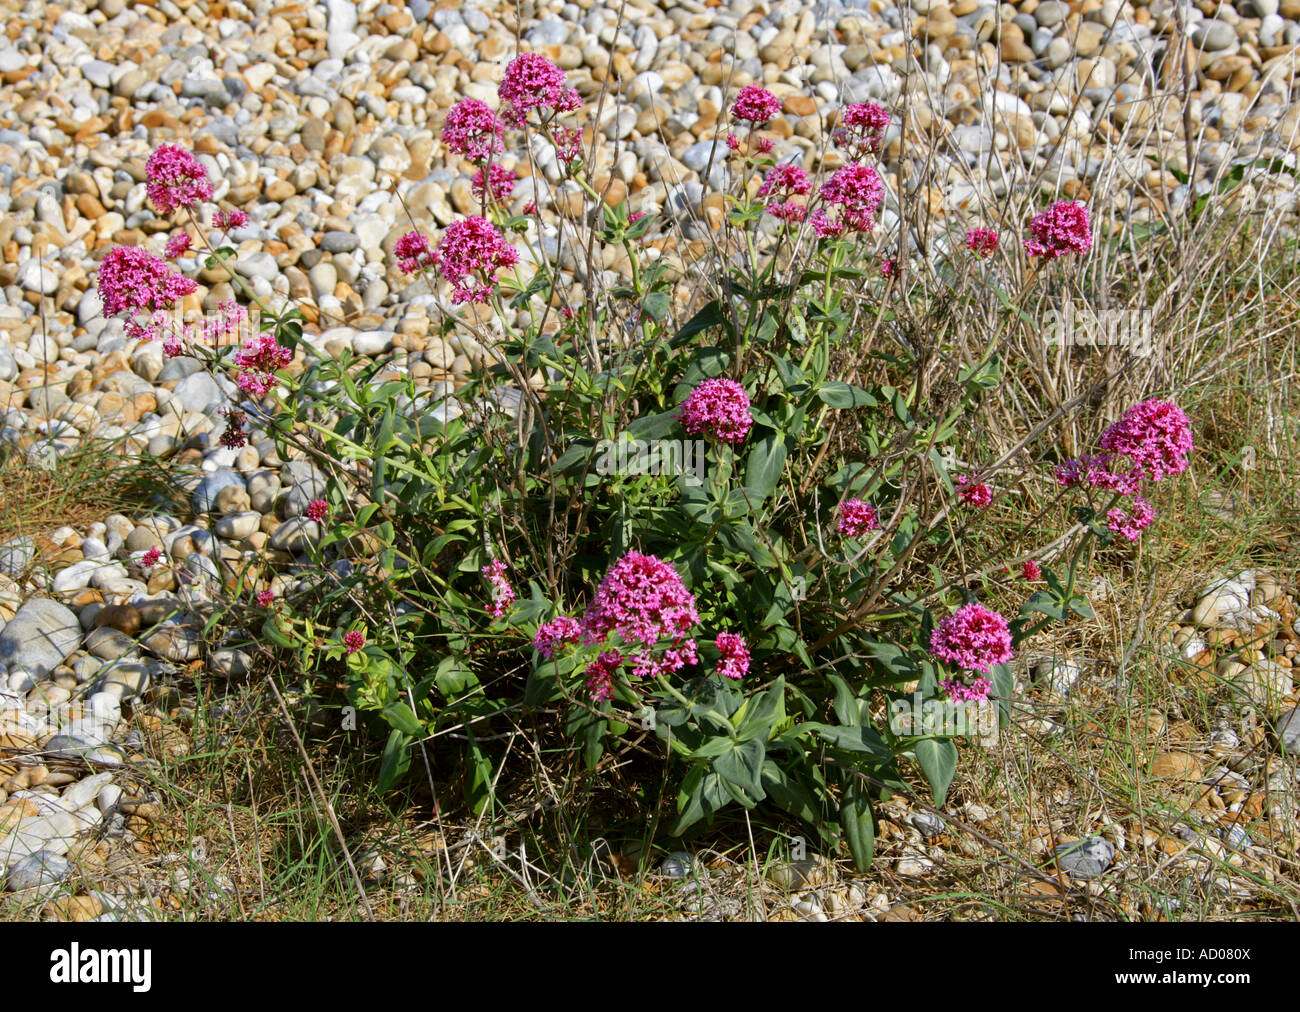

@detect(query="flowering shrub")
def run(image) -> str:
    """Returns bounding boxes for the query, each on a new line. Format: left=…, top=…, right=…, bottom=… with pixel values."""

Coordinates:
left=100, top=49, right=1197, bottom=872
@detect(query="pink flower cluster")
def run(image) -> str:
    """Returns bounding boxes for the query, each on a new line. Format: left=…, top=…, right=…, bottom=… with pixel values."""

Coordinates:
left=306, top=499, right=329, bottom=523
left=234, top=332, right=292, bottom=398
left=834, top=101, right=889, bottom=156
left=715, top=633, right=750, bottom=681
left=1021, top=559, right=1042, bottom=581
left=498, top=52, right=580, bottom=127
left=929, top=603, right=1015, bottom=674
left=141, top=546, right=162, bottom=569
left=1105, top=497, right=1156, bottom=542
left=145, top=145, right=213, bottom=215
left=837, top=499, right=879, bottom=538
left=815, top=162, right=883, bottom=234
left=344, top=630, right=366, bottom=654
left=1097, top=399, right=1194, bottom=484
left=966, top=227, right=998, bottom=258
left=731, top=84, right=782, bottom=124
left=443, top=97, right=506, bottom=163
left=436, top=216, right=519, bottom=304
left=212, top=208, right=249, bottom=231
left=257, top=589, right=275, bottom=607
left=1055, top=399, right=1192, bottom=541
left=164, top=233, right=192, bottom=259
left=97, top=246, right=197, bottom=338
left=956, top=474, right=992, bottom=508
left=580, top=551, right=701, bottom=696
left=482, top=560, right=516, bottom=619
left=472, top=163, right=516, bottom=203
left=677, top=378, right=753, bottom=446
left=534, top=615, right=582, bottom=659
left=758, top=163, right=811, bottom=199
left=940, top=676, right=993, bottom=703
left=879, top=257, right=899, bottom=279
left=395, top=231, right=436, bottom=275
left=1024, top=200, right=1093, bottom=260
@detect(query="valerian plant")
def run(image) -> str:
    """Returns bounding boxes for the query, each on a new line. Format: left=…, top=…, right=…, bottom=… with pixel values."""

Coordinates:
left=98, top=54, right=1193, bottom=871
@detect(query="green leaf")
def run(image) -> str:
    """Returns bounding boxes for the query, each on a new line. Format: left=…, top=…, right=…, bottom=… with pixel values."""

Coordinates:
left=715, top=737, right=766, bottom=800
left=806, top=722, right=890, bottom=756
left=672, top=300, right=730, bottom=347
left=381, top=701, right=424, bottom=737
left=827, top=673, right=861, bottom=727
left=914, top=738, right=958, bottom=806
left=642, top=291, right=671, bottom=324
left=626, top=409, right=681, bottom=441
left=464, top=732, right=494, bottom=814
left=839, top=780, right=876, bottom=872
left=1021, top=589, right=1065, bottom=621
left=817, top=381, right=876, bottom=409
left=377, top=730, right=411, bottom=792
left=743, top=432, right=787, bottom=502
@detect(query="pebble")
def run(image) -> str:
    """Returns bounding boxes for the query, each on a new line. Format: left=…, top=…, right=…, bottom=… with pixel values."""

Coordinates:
left=1055, top=837, right=1115, bottom=880
left=4, top=850, right=71, bottom=891
left=0, top=600, right=81, bottom=678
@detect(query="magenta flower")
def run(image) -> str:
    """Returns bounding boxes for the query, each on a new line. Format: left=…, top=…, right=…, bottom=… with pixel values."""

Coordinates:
left=586, top=651, right=622, bottom=703
left=754, top=136, right=774, bottom=154
left=715, top=633, right=750, bottom=681
left=472, top=163, right=517, bottom=204
left=257, top=589, right=275, bottom=607
left=344, top=630, right=366, bottom=654
left=966, top=227, right=998, bottom=258
left=1021, top=559, right=1042, bottom=581
left=1023, top=200, right=1092, bottom=260
left=677, top=378, right=753, bottom=446
left=305, top=499, right=329, bottom=523
left=145, top=144, right=213, bottom=215
left=394, top=230, right=436, bottom=275
left=929, top=603, right=1014, bottom=674
left=758, top=164, right=812, bottom=198
left=809, top=208, right=846, bottom=239
left=880, top=257, right=899, bottom=279
left=731, top=84, right=781, bottom=124
left=834, top=101, right=889, bottom=156
left=1053, top=453, right=1141, bottom=496
left=725, top=133, right=741, bottom=151
left=534, top=616, right=582, bottom=659
left=211, top=208, right=249, bottom=231
left=1106, top=496, right=1156, bottom=542
left=818, top=162, right=884, bottom=233
left=234, top=333, right=292, bottom=398
left=141, top=546, right=162, bottom=569
left=940, top=676, right=992, bottom=703
left=837, top=499, right=879, bottom=538
left=956, top=474, right=992, bottom=508
left=97, top=246, right=197, bottom=328
left=760, top=165, right=811, bottom=221
left=482, top=559, right=516, bottom=619
left=581, top=551, right=700, bottom=688
left=498, top=52, right=581, bottom=127
left=768, top=202, right=807, bottom=222
left=164, top=233, right=192, bottom=258
left=436, top=216, right=519, bottom=304
left=442, top=97, right=506, bottom=163
left=551, top=125, right=583, bottom=165
left=162, top=335, right=184, bottom=358
left=1097, top=399, right=1193, bottom=483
